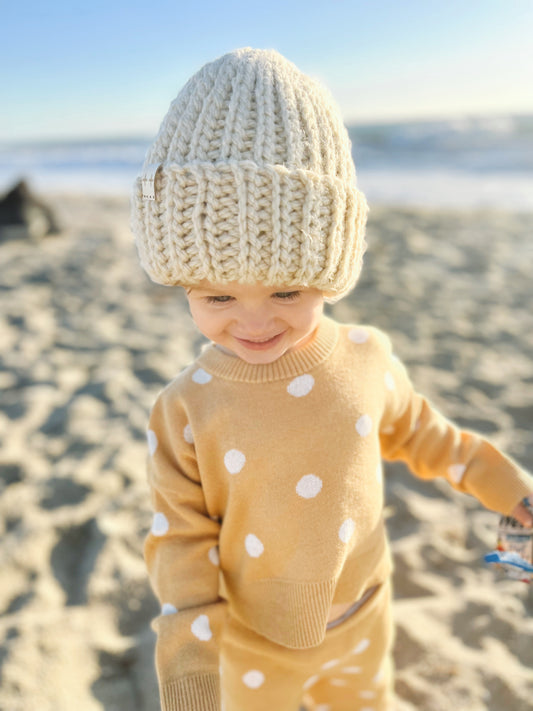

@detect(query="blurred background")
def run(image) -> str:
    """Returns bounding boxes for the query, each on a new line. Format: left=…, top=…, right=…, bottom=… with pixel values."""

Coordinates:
left=2, top=3, right=533, bottom=711
left=1, top=0, right=533, bottom=208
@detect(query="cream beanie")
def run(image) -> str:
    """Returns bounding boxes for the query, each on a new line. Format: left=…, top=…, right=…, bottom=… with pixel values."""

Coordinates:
left=131, top=47, right=368, bottom=301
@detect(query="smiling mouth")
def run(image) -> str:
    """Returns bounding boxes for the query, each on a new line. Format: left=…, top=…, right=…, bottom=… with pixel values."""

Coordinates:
left=234, top=332, right=285, bottom=350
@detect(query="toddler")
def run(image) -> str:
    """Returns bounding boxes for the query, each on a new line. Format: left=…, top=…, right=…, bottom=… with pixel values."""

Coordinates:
left=131, top=48, right=533, bottom=711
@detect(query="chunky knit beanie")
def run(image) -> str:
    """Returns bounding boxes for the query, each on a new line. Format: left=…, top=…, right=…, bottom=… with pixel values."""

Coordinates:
left=131, top=47, right=368, bottom=301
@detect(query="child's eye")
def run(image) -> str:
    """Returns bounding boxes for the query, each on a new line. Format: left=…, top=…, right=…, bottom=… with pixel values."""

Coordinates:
left=273, top=291, right=300, bottom=301
left=205, top=295, right=234, bottom=304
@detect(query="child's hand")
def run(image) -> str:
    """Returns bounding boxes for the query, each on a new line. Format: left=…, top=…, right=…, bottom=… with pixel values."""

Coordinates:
left=510, top=495, right=533, bottom=527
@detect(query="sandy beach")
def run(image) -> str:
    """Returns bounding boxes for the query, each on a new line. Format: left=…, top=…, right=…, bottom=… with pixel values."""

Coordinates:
left=0, top=193, right=532, bottom=711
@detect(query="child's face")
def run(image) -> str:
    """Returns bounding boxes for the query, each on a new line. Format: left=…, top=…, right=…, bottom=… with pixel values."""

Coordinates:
left=185, top=281, right=324, bottom=364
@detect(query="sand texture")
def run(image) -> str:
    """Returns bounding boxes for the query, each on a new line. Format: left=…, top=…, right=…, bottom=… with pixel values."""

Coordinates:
left=1, top=195, right=532, bottom=711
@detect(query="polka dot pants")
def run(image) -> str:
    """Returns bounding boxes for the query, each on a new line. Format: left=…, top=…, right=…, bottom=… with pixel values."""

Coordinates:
left=220, top=581, right=394, bottom=711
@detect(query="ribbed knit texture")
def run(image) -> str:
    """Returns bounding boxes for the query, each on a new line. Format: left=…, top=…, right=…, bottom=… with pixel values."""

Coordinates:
left=131, top=48, right=368, bottom=301
left=197, top=311, right=338, bottom=382
left=160, top=673, right=219, bottom=711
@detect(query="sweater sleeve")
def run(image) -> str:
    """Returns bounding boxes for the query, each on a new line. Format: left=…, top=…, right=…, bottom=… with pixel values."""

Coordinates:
left=377, top=332, right=533, bottom=516
left=144, top=385, right=225, bottom=711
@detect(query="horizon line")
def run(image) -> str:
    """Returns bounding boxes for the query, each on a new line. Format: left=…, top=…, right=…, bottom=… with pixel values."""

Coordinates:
left=2, top=109, right=532, bottom=148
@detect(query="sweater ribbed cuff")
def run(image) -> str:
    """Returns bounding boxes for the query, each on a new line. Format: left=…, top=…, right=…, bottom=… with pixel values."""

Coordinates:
left=160, top=672, right=219, bottom=711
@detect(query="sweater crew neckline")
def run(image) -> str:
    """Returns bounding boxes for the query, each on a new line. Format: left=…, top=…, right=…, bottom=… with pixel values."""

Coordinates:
left=196, top=316, right=339, bottom=382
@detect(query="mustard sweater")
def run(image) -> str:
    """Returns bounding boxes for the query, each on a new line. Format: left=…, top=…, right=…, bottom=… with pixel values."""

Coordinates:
left=144, top=316, right=532, bottom=711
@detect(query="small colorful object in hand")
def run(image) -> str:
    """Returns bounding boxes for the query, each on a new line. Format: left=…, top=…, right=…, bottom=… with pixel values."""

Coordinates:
left=484, top=498, right=533, bottom=583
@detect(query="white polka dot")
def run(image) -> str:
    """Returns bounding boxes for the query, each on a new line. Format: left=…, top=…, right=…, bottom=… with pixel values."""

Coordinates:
left=339, top=518, right=355, bottom=544
left=376, top=461, right=383, bottom=485
left=348, top=328, right=369, bottom=344
left=242, top=670, right=265, bottom=689
left=380, top=424, right=395, bottom=435
left=208, top=546, right=220, bottom=566
left=192, top=368, right=212, bottom=384
left=183, top=424, right=194, bottom=444
left=352, top=638, right=370, bottom=654
left=303, top=675, right=319, bottom=690
left=360, top=690, right=376, bottom=699
left=224, top=449, right=246, bottom=474
left=147, top=429, right=158, bottom=456
left=384, top=371, right=395, bottom=391
left=296, top=474, right=323, bottom=499
left=448, top=464, right=466, bottom=483
left=287, top=374, right=315, bottom=397
left=161, top=603, right=177, bottom=616
left=356, top=414, right=373, bottom=437
left=330, top=679, right=348, bottom=687
left=315, top=705, right=331, bottom=711
left=373, top=668, right=385, bottom=683
left=321, top=659, right=339, bottom=670
left=191, top=614, right=212, bottom=641
left=342, top=666, right=362, bottom=674
left=151, top=512, right=169, bottom=536
left=245, top=534, right=264, bottom=558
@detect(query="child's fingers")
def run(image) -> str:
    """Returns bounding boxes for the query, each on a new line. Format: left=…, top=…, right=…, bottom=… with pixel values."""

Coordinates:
left=510, top=497, right=533, bottom=527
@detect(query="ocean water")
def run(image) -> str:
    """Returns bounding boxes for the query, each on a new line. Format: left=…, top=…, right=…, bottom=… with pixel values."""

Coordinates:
left=348, top=114, right=533, bottom=210
left=1, top=114, right=532, bottom=210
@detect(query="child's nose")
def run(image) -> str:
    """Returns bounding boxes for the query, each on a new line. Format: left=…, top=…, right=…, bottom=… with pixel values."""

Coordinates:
left=239, top=307, right=274, bottom=334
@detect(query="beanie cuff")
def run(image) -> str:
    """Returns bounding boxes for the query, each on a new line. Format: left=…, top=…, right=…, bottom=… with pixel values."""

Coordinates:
left=132, top=160, right=367, bottom=300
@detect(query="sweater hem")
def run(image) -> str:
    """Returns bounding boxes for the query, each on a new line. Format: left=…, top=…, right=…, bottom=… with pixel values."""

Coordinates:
left=224, top=530, right=391, bottom=649
left=160, top=672, right=219, bottom=711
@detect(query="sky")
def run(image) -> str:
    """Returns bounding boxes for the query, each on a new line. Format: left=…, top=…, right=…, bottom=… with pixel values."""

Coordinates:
left=1, top=0, right=533, bottom=143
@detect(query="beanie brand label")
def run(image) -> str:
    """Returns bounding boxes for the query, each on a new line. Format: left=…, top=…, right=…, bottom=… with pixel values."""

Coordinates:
left=142, top=163, right=161, bottom=200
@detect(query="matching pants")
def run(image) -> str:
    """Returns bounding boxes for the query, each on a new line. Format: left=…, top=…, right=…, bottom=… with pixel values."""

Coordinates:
left=220, top=581, right=394, bottom=711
